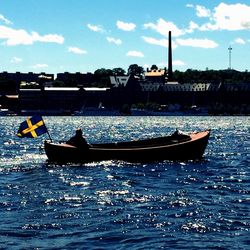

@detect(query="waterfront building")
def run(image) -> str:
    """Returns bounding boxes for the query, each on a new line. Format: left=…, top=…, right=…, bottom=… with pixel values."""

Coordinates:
left=163, top=82, right=212, bottom=92
left=110, top=75, right=130, bottom=87
left=145, top=68, right=166, bottom=83
left=0, top=71, right=54, bottom=88
left=18, top=86, right=110, bottom=114
left=140, top=69, right=166, bottom=91
left=56, top=72, right=95, bottom=86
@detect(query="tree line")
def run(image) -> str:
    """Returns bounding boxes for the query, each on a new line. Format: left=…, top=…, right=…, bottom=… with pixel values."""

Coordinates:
left=93, top=64, right=250, bottom=87
left=1, top=64, right=250, bottom=90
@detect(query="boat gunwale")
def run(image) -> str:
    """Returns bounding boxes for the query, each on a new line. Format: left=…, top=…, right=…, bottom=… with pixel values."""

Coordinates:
left=89, top=130, right=210, bottom=151
left=45, top=130, right=210, bottom=152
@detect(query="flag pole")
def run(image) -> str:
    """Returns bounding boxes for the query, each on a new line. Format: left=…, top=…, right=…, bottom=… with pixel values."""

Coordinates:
left=47, top=130, right=53, bottom=142
left=42, top=116, right=52, bottom=142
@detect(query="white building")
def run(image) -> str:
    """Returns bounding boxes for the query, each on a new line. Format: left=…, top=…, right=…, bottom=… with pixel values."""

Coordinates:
left=163, top=82, right=211, bottom=92
left=140, top=69, right=166, bottom=91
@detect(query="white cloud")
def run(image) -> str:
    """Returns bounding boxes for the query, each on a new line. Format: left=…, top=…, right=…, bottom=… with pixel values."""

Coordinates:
left=0, top=25, right=64, bottom=46
left=106, top=36, right=122, bottom=45
left=142, top=36, right=168, bottom=48
left=32, top=64, right=48, bottom=69
left=173, top=60, right=185, bottom=66
left=68, top=46, right=87, bottom=55
left=10, top=57, right=22, bottom=63
left=87, top=24, right=104, bottom=33
left=32, top=32, right=64, bottom=44
left=186, top=4, right=211, bottom=18
left=200, top=3, right=250, bottom=31
left=142, top=36, right=178, bottom=49
left=156, top=60, right=185, bottom=67
left=142, top=3, right=250, bottom=40
left=156, top=62, right=167, bottom=68
left=242, top=22, right=250, bottom=29
left=117, top=20, right=136, bottom=31
left=0, top=14, right=12, bottom=25
left=126, top=51, right=144, bottom=58
left=186, top=21, right=199, bottom=33
left=143, top=64, right=150, bottom=69
left=176, top=38, right=218, bottom=48
left=234, top=38, right=246, bottom=44
left=195, top=5, right=211, bottom=18
left=144, top=18, right=184, bottom=37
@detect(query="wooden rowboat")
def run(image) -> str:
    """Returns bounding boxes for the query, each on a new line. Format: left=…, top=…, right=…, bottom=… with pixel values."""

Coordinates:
left=44, top=130, right=210, bottom=163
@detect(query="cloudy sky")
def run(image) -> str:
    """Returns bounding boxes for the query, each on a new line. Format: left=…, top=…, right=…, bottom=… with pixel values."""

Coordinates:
left=1, top=0, right=250, bottom=74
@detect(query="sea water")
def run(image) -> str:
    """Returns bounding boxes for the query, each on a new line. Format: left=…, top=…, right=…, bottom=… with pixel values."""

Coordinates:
left=0, top=116, right=249, bottom=249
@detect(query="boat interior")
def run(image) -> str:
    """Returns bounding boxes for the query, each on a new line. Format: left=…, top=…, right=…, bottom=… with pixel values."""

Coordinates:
left=91, top=134, right=191, bottom=149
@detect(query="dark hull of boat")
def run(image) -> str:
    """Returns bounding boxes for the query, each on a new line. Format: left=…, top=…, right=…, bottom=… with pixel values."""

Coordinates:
left=44, top=130, right=210, bottom=163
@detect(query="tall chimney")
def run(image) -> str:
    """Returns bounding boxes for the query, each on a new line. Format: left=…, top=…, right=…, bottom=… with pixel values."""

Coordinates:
left=168, top=31, right=173, bottom=81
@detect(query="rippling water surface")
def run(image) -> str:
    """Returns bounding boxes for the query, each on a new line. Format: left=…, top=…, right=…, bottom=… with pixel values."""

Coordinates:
left=0, top=116, right=249, bottom=249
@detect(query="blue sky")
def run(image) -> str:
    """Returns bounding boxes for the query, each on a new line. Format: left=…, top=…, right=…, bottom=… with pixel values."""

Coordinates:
left=1, top=0, right=250, bottom=74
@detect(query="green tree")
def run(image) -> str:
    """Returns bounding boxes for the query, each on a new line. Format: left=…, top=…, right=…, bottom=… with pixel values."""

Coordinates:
left=112, top=67, right=126, bottom=76
left=94, top=68, right=113, bottom=77
left=94, top=68, right=113, bottom=87
left=127, top=64, right=144, bottom=78
left=150, top=64, right=158, bottom=70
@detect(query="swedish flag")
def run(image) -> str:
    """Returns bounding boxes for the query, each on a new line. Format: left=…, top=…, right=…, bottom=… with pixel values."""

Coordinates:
left=17, top=115, right=48, bottom=138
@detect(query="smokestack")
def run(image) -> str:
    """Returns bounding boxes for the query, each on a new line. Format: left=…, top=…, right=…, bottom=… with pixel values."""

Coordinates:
left=168, top=31, right=173, bottom=81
